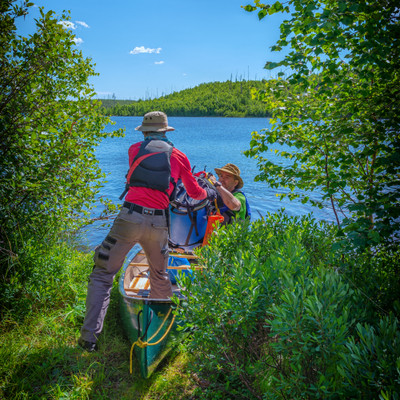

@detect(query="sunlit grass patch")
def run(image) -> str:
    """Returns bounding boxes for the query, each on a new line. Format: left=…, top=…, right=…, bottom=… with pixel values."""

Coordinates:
left=0, top=240, right=198, bottom=400
left=142, top=352, right=198, bottom=400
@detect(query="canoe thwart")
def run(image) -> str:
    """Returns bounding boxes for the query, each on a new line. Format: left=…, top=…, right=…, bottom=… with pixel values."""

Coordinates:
left=129, top=262, right=150, bottom=267
left=169, top=252, right=198, bottom=260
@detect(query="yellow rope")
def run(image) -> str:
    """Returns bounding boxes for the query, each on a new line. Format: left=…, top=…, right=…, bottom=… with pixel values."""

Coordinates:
left=129, top=308, right=176, bottom=374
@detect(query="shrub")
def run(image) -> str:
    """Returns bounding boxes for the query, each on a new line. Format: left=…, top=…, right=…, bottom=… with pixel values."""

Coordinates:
left=265, top=266, right=359, bottom=399
left=177, top=211, right=400, bottom=399
left=0, top=232, right=92, bottom=323
left=338, top=315, right=400, bottom=400
left=339, top=245, right=400, bottom=320
left=178, top=212, right=337, bottom=398
left=0, top=1, right=123, bottom=292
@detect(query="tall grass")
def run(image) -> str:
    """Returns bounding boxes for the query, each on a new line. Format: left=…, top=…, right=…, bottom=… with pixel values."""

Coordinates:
left=0, top=237, right=198, bottom=399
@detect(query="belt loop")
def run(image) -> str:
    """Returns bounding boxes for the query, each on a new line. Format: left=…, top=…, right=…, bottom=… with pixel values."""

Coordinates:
left=128, top=203, right=134, bottom=214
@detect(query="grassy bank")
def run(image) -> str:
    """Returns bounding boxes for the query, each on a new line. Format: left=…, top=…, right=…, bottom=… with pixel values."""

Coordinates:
left=0, top=244, right=199, bottom=400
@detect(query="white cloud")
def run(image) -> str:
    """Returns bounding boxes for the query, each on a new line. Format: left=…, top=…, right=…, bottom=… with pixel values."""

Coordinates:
left=155, top=61, right=165, bottom=65
left=58, top=20, right=89, bottom=30
left=73, top=37, right=84, bottom=45
left=130, top=46, right=162, bottom=55
left=58, top=21, right=76, bottom=29
left=75, top=21, right=89, bottom=28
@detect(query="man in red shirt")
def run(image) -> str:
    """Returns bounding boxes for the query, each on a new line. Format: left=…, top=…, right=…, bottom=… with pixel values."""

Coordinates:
left=79, top=111, right=213, bottom=351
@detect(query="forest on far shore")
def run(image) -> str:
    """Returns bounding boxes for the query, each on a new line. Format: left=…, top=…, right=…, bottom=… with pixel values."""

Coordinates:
left=98, top=80, right=271, bottom=117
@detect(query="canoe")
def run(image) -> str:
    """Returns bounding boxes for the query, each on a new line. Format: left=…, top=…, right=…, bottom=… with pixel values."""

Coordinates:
left=118, top=247, right=197, bottom=378
left=118, top=175, right=222, bottom=377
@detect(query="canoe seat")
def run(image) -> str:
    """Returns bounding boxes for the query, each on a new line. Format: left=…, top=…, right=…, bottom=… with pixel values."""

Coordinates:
left=128, top=272, right=150, bottom=292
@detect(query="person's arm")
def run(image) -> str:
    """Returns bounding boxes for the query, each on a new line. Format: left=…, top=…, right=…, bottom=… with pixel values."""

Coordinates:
left=208, top=174, right=241, bottom=211
left=215, top=184, right=241, bottom=211
left=173, top=150, right=207, bottom=200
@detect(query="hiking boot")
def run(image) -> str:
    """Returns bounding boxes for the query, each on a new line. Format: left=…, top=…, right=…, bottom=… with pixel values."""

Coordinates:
left=78, top=337, right=98, bottom=352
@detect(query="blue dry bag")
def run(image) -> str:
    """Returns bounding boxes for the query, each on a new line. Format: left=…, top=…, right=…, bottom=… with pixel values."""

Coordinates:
left=167, top=256, right=193, bottom=284
left=169, top=176, right=214, bottom=251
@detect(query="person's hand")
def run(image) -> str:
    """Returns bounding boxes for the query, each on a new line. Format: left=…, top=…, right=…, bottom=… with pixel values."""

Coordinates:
left=208, top=174, right=217, bottom=185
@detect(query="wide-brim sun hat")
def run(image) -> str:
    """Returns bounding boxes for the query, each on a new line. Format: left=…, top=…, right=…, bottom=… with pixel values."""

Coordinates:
left=214, top=163, right=243, bottom=189
left=135, top=111, right=175, bottom=132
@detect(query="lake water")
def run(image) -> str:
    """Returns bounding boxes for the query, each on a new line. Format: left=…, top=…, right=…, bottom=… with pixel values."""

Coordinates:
left=81, top=116, right=336, bottom=248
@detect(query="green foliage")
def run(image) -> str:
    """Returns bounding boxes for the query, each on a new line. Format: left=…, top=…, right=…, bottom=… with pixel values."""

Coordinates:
left=177, top=213, right=400, bottom=399
left=0, top=233, right=90, bottom=321
left=266, top=267, right=355, bottom=399
left=339, top=244, right=400, bottom=319
left=243, top=0, right=400, bottom=251
left=99, top=80, right=271, bottom=117
left=178, top=212, right=331, bottom=397
left=0, top=1, right=124, bottom=288
left=337, top=315, right=400, bottom=400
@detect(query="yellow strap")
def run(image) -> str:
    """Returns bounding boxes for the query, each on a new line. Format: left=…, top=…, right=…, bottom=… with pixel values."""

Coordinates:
left=214, top=199, right=220, bottom=214
left=129, top=308, right=176, bottom=374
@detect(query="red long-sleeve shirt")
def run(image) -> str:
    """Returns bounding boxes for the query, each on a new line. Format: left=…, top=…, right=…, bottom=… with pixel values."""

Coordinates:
left=124, top=141, right=207, bottom=209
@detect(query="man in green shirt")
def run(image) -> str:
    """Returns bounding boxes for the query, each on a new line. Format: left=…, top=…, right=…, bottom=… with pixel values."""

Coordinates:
left=209, top=163, right=249, bottom=224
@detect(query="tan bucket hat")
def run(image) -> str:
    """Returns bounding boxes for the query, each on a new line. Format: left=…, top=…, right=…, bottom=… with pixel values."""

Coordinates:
left=135, top=111, right=175, bottom=132
left=214, top=163, right=243, bottom=189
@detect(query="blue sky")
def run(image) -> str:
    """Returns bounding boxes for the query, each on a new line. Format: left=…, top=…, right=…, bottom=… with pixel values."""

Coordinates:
left=17, top=0, right=286, bottom=100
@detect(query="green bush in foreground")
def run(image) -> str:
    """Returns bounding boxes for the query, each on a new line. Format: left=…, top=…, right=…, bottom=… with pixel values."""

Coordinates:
left=0, top=234, right=91, bottom=322
left=178, top=212, right=400, bottom=399
left=0, top=1, right=124, bottom=303
left=339, top=244, right=400, bottom=320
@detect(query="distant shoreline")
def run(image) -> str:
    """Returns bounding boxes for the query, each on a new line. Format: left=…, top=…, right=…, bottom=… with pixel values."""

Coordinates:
left=98, top=80, right=272, bottom=119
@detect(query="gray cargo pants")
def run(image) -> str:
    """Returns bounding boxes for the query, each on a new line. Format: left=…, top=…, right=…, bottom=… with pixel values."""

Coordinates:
left=80, top=205, right=171, bottom=343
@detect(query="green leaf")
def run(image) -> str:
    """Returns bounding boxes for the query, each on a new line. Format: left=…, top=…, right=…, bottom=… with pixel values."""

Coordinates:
left=264, top=61, right=280, bottom=70
left=243, top=5, right=257, bottom=12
